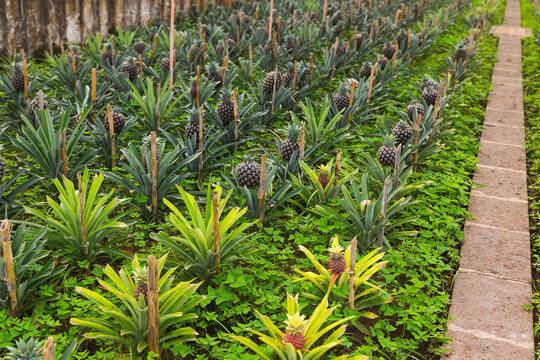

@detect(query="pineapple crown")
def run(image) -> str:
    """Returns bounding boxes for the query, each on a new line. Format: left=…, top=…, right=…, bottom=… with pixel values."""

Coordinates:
left=361, top=61, right=372, bottom=69
left=207, top=61, right=220, bottom=74
left=187, top=107, right=201, bottom=124
left=11, top=62, right=22, bottom=73
left=384, top=42, right=394, bottom=48
left=142, top=134, right=163, bottom=148
left=336, top=81, right=351, bottom=96
left=6, top=337, right=42, bottom=359
left=285, top=35, right=295, bottom=44
left=133, top=266, right=148, bottom=285
left=319, top=164, right=331, bottom=176
left=395, top=120, right=410, bottom=129
left=68, top=44, right=80, bottom=53
left=284, top=123, right=301, bottom=142
left=240, top=154, right=257, bottom=164
left=327, top=235, right=344, bottom=256
left=191, top=41, right=202, bottom=48
left=220, top=88, right=234, bottom=102
left=382, top=134, right=396, bottom=147
left=124, top=56, right=136, bottom=63
left=284, top=312, right=308, bottom=335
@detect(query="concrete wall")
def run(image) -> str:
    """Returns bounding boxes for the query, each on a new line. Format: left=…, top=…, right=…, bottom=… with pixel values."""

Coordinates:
left=0, top=0, right=196, bottom=56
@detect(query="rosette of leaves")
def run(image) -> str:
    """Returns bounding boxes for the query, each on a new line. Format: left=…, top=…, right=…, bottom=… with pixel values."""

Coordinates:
left=24, top=168, right=131, bottom=266
left=290, top=99, right=352, bottom=156
left=125, top=77, right=182, bottom=131
left=5, top=337, right=77, bottom=360
left=104, top=141, right=199, bottom=217
left=294, top=237, right=391, bottom=333
left=11, top=105, right=96, bottom=188
left=0, top=225, right=65, bottom=314
left=152, top=184, right=254, bottom=281
left=312, top=174, right=416, bottom=250
left=230, top=293, right=368, bottom=360
left=290, top=160, right=357, bottom=207
left=71, top=254, right=204, bottom=358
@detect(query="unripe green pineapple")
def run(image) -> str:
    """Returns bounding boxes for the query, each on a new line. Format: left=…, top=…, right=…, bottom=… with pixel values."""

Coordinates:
left=185, top=107, right=205, bottom=140
left=328, top=236, right=346, bottom=274
left=333, top=82, right=351, bottom=111
left=216, top=89, right=235, bottom=125
left=5, top=337, right=42, bottom=360
left=133, top=266, right=148, bottom=304
left=188, top=42, right=203, bottom=62
left=283, top=313, right=308, bottom=350
left=11, top=62, right=25, bottom=91
left=119, top=57, right=138, bottom=82
left=378, top=135, right=397, bottom=166
left=280, top=124, right=300, bottom=161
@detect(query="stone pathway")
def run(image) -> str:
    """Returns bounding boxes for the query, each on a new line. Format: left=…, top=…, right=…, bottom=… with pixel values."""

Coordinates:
left=442, top=0, right=534, bottom=359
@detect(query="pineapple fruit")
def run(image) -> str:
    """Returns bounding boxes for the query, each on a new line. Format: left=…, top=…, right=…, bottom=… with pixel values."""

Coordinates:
left=283, top=313, right=308, bottom=350
left=185, top=107, right=205, bottom=140
left=280, top=124, right=300, bottom=161
left=392, top=121, right=413, bottom=146
left=328, top=237, right=346, bottom=274
left=333, top=82, right=351, bottom=111
left=216, top=89, right=235, bottom=125
left=119, top=57, right=138, bottom=82
left=103, top=112, right=126, bottom=134
left=318, top=164, right=331, bottom=188
left=263, top=71, right=282, bottom=93
left=11, top=62, right=25, bottom=91
left=133, top=266, right=148, bottom=303
left=378, top=135, right=397, bottom=166
left=236, top=156, right=261, bottom=188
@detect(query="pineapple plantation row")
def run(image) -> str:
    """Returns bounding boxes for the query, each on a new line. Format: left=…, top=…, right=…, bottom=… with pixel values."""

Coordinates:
left=0, top=0, right=500, bottom=358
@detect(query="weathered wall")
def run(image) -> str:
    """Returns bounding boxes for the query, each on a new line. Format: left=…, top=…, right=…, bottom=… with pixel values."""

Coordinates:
left=0, top=0, right=196, bottom=56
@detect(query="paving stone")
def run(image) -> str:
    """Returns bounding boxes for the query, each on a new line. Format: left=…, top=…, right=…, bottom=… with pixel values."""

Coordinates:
left=473, top=164, right=527, bottom=200
left=484, top=108, right=524, bottom=127
left=447, top=271, right=532, bottom=341
left=443, top=328, right=533, bottom=360
left=459, top=223, right=530, bottom=282
left=492, top=67, right=522, bottom=79
left=497, top=41, right=521, bottom=54
left=468, top=194, right=529, bottom=232
left=492, top=75, right=523, bottom=89
left=487, top=92, right=523, bottom=112
left=496, top=52, right=522, bottom=65
left=476, top=140, right=527, bottom=172
left=494, top=62, right=522, bottom=72
left=481, top=122, right=525, bottom=145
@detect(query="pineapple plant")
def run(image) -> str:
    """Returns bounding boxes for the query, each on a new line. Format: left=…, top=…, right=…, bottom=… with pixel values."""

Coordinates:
left=283, top=313, right=308, bottom=350
left=11, top=62, right=25, bottom=91
left=263, top=41, right=273, bottom=54
left=236, top=156, right=261, bottom=188
left=216, top=89, right=235, bottom=125
left=188, top=42, right=203, bottom=62
left=359, top=62, right=372, bottom=79
left=407, top=102, right=425, bottom=121
left=185, top=107, right=205, bottom=139
left=392, top=121, right=413, bottom=146
left=0, top=146, right=6, bottom=183
left=133, top=266, right=148, bottom=303
left=420, top=76, right=439, bottom=90
left=280, top=124, right=301, bottom=162
left=262, top=71, right=282, bottom=93
left=378, top=135, right=397, bottom=166
left=396, top=29, right=408, bottom=46
left=333, top=82, right=351, bottom=111
left=119, top=57, right=138, bottom=82
left=356, top=31, right=370, bottom=45
left=141, top=135, right=162, bottom=168
left=102, top=43, right=113, bottom=64
left=328, top=237, right=346, bottom=275
left=284, top=35, right=296, bottom=54
left=5, top=337, right=42, bottom=360
left=422, top=86, right=439, bottom=106
left=332, top=24, right=343, bottom=37
left=27, top=98, right=50, bottom=114
left=453, top=42, right=468, bottom=61
left=318, top=164, right=331, bottom=188
left=216, top=42, right=225, bottom=56
left=206, top=62, right=222, bottom=84
left=103, top=111, right=126, bottom=134
left=160, top=56, right=170, bottom=71
left=189, top=80, right=198, bottom=99
left=377, top=57, right=388, bottom=70
left=133, top=41, right=147, bottom=54
left=68, top=45, right=82, bottom=62
left=332, top=41, right=347, bottom=56
left=382, top=43, right=396, bottom=59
